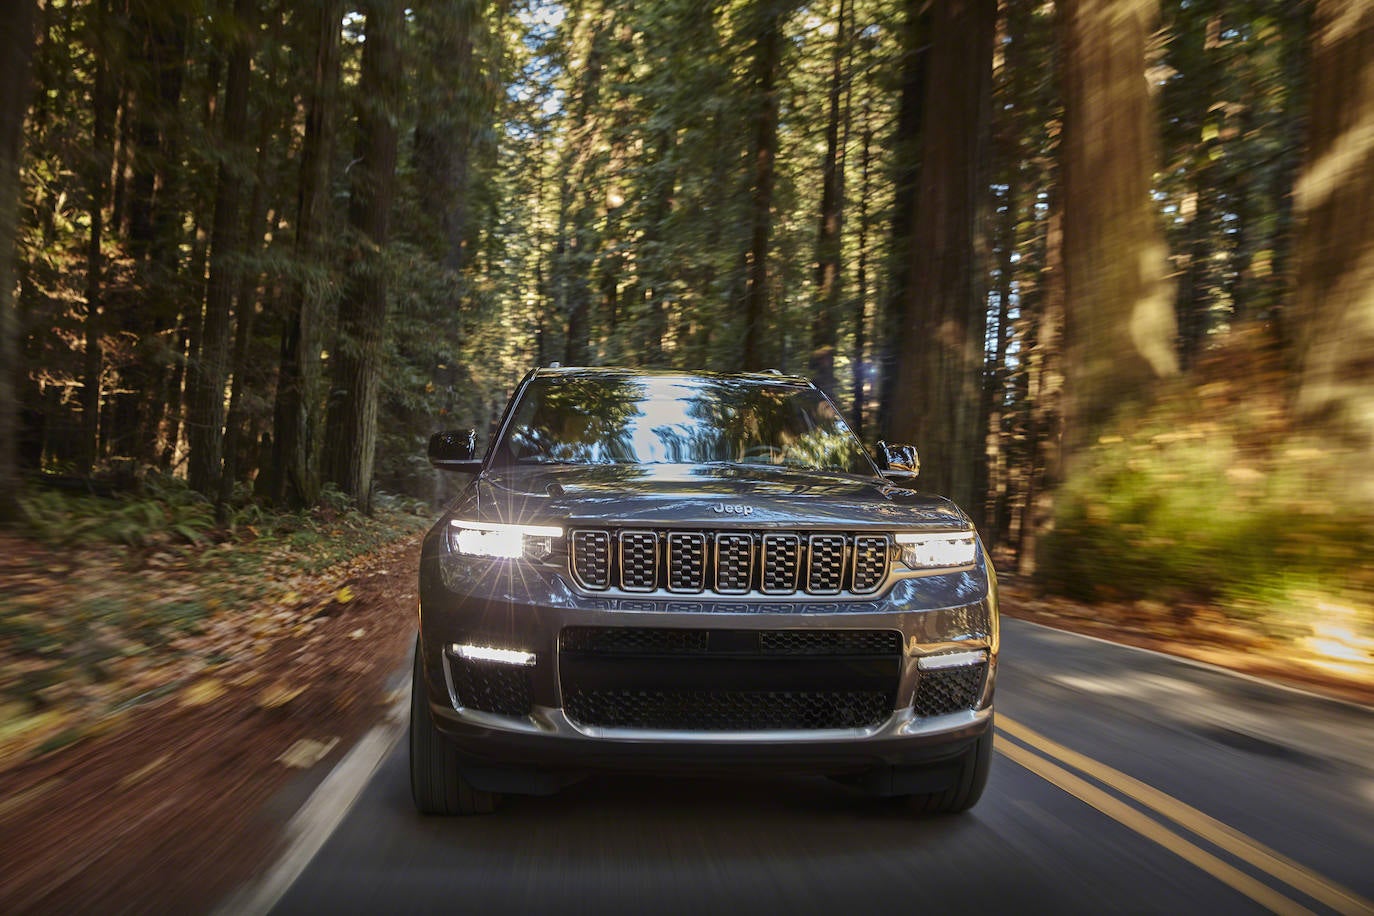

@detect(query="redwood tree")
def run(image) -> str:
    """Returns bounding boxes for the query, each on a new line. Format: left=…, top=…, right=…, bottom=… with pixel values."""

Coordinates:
left=1292, top=0, right=1374, bottom=504
left=886, top=0, right=996, bottom=511
left=1057, top=0, right=1178, bottom=467
left=322, top=0, right=404, bottom=512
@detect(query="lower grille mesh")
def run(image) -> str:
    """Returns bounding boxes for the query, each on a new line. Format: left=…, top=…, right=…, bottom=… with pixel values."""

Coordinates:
left=563, top=688, right=892, bottom=731
left=912, top=664, right=986, bottom=718
left=450, top=657, right=533, bottom=718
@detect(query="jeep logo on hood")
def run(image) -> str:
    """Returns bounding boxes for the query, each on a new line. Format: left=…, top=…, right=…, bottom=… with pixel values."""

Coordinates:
left=712, top=503, right=753, bottom=516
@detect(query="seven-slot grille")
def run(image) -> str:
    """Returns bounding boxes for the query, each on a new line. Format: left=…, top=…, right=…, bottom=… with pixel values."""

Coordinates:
left=569, top=528, right=891, bottom=596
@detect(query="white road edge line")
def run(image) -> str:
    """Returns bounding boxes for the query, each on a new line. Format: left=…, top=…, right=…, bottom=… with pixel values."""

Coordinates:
left=212, top=682, right=410, bottom=916
left=1009, top=616, right=1374, bottom=713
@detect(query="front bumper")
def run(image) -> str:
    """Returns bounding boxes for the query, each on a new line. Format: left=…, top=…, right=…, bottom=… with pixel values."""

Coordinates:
left=416, top=548, right=998, bottom=790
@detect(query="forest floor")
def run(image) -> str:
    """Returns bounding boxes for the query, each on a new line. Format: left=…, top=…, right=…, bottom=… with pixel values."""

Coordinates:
left=1, top=533, right=1372, bottom=914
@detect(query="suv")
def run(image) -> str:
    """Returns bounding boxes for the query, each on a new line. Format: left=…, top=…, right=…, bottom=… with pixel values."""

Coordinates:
left=412, top=368, right=998, bottom=814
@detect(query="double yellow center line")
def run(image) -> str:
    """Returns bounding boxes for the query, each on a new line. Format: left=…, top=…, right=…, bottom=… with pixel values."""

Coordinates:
left=995, top=715, right=1374, bottom=916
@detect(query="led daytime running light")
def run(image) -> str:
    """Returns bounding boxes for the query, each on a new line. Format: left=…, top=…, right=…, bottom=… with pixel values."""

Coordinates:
left=448, top=518, right=564, bottom=559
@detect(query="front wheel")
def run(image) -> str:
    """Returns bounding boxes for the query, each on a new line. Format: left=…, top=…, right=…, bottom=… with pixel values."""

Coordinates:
left=908, top=725, right=993, bottom=815
left=409, top=638, right=499, bottom=815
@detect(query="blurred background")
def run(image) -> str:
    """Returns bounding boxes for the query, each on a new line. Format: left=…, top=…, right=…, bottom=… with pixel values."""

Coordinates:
left=1, top=0, right=1372, bottom=820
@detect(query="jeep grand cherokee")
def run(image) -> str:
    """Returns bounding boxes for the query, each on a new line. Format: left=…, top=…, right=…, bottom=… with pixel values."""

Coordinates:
left=412, top=367, right=998, bottom=814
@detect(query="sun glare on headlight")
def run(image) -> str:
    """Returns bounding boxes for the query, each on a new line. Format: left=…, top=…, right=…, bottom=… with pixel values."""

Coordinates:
left=894, top=530, right=977, bottom=569
left=448, top=519, right=564, bottom=560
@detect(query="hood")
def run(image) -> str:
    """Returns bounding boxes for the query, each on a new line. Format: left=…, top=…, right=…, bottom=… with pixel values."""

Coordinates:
left=456, top=463, right=970, bottom=531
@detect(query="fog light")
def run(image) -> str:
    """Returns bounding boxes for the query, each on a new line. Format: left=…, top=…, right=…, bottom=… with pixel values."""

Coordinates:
left=451, top=643, right=536, bottom=666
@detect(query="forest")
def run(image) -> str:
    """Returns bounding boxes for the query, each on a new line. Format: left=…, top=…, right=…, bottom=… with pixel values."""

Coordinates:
left=0, top=0, right=1371, bottom=642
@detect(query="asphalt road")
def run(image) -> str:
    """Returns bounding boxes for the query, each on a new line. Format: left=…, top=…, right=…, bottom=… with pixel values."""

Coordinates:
left=269, top=619, right=1374, bottom=915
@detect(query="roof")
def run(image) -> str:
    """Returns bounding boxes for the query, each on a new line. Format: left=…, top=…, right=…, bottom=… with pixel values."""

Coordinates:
left=530, top=366, right=813, bottom=386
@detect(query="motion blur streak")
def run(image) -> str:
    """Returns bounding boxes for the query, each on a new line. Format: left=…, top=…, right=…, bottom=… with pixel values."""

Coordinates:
left=998, top=716, right=1374, bottom=916
left=995, top=737, right=1314, bottom=916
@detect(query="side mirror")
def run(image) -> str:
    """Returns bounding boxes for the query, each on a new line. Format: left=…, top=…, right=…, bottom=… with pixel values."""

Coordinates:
left=428, top=429, right=482, bottom=473
left=876, top=440, right=920, bottom=481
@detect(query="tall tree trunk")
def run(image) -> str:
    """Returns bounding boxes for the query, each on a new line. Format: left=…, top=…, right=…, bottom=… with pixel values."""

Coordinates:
left=1292, top=0, right=1374, bottom=505
left=188, top=0, right=255, bottom=495
left=851, top=101, right=873, bottom=439
left=0, top=0, right=38, bottom=522
left=81, top=0, right=118, bottom=475
left=887, top=0, right=996, bottom=512
left=808, top=0, right=849, bottom=399
left=1058, top=0, right=1178, bottom=469
left=322, top=0, right=403, bottom=513
left=877, top=4, right=927, bottom=437
left=740, top=0, right=786, bottom=370
left=270, top=0, right=343, bottom=508
left=413, top=0, right=482, bottom=274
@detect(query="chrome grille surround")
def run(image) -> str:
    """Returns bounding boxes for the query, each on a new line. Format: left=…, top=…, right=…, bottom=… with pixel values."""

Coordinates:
left=666, top=532, right=707, bottom=593
left=851, top=535, right=888, bottom=594
left=619, top=530, right=659, bottom=591
left=714, top=533, right=753, bottom=593
left=571, top=529, right=611, bottom=590
left=761, top=534, right=802, bottom=594
left=806, top=534, right=845, bottom=594
left=567, top=529, right=893, bottom=597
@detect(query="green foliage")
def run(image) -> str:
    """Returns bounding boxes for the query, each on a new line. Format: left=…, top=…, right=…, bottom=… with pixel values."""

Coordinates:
left=1041, top=356, right=1374, bottom=631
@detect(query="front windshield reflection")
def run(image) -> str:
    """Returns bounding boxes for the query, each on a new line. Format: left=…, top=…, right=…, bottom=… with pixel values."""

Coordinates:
left=496, top=375, right=873, bottom=475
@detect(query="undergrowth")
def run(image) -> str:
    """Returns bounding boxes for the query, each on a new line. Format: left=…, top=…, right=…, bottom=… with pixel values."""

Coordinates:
left=1040, top=338, right=1374, bottom=637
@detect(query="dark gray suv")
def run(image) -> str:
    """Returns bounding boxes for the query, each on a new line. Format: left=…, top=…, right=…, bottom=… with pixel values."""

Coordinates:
left=412, top=368, right=998, bottom=814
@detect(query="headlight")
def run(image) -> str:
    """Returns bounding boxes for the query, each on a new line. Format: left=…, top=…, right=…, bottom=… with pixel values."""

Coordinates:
left=447, top=519, right=563, bottom=560
left=894, top=530, right=977, bottom=570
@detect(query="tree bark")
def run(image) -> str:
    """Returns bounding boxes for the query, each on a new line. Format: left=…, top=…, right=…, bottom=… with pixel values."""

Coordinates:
left=270, top=0, right=343, bottom=508
left=1292, top=0, right=1374, bottom=504
left=886, top=0, right=996, bottom=512
left=322, top=0, right=403, bottom=513
left=740, top=0, right=787, bottom=371
left=0, top=0, right=38, bottom=522
left=188, top=0, right=255, bottom=495
left=808, top=0, right=849, bottom=399
left=1058, top=0, right=1178, bottom=468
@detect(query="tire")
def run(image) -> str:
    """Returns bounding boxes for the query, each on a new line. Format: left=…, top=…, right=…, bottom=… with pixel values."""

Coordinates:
left=409, top=638, right=499, bottom=815
left=908, top=723, right=993, bottom=815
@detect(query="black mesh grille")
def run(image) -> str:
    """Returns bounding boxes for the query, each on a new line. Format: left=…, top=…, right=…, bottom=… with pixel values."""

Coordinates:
left=806, top=535, right=845, bottom=594
left=561, top=627, right=709, bottom=654
left=852, top=536, right=888, bottom=594
left=563, top=688, right=891, bottom=731
left=561, top=627, right=900, bottom=657
left=450, top=657, right=533, bottom=718
left=568, top=529, right=894, bottom=596
left=715, top=534, right=753, bottom=593
left=912, top=664, right=986, bottom=718
left=667, top=532, right=707, bottom=592
left=761, top=534, right=801, bottom=593
left=758, top=629, right=901, bottom=656
left=619, top=530, right=658, bottom=591
left=572, top=530, right=611, bottom=589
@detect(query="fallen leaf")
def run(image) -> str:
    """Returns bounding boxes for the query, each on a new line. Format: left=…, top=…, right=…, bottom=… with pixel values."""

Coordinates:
left=334, top=586, right=355, bottom=604
left=257, top=682, right=307, bottom=709
left=179, top=679, right=226, bottom=708
left=348, top=628, right=366, bottom=640
left=277, top=736, right=339, bottom=769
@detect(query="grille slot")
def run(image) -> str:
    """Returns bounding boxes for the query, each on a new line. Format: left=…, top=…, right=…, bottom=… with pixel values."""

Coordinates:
left=761, top=534, right=801, bottom=593
left=912, top=663, right=986, bottom=718
left=563, top=688, right=891, bottom=731
left=667, top=532, right=707, bottom=592
left=571, top=530, right=611, bottom=589
left=568, top=528, right=893, bottom=597
left=806, top=534, right=846, bottom=594
left=449, top=656, right=533, bottom=718
left=715, top=533, right=753, bottom=593
left=852, top=536, right=889, bottom=594
left=619, top=530, right=659, bottom=591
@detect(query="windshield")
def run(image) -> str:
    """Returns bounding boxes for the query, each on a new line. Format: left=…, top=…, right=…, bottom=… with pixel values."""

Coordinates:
left=494, top=375, right=875, bottom=475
